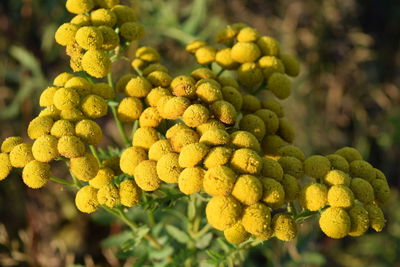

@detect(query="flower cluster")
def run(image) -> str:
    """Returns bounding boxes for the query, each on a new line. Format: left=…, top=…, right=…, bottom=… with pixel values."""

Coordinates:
left=0, top=3, right=392, bottom=249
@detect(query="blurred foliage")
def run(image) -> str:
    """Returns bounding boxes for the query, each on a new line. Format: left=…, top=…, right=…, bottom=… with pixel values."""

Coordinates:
left=0, top=0, right=399, bottom=266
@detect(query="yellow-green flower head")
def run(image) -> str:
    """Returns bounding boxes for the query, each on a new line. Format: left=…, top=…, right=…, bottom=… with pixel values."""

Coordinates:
left=145, top=87, right=171, bottom=107
left=260, top=177, right=285, bottom=209
left=221, top=86, right=243, bottom=111
left=185, top=40, right=207, bottom=53
left=349, top=178, right=374, bottom=204
left=165, top=123, right=190, bottom=139
left=335, top=146, right=362, bottom=163
left=75, top=119, right=103, bottom=145
left=181, top=104, right=210, bottom=128
left=282, top=174, right=300, bottom=201
left=89, top=167, right=114, bottom=189
left=132, top=127, right=160, bottom=150
left=210, top=100, right=237, bottom=125
left=364, top=203, right=385, bottom=232
left=98, top=26, right=120, bottom=50
left=55, top=23, right=79, bottom=46
left=170, top=128, right=200, bottom=153
left=215, top=48, right=240, bottom=70
left=111, top=5, right=136, bottom=25
left=53, top=72, right=74, bottom=87
left=0, top=153, right=12, bottom=180
left=239, top=114, right=266, bottom=141
left=28, top=116, right=54, bottom=140
left=254, top=109, right=279, bottom=135
left=267, top=73, right=291, bottom=100
left=39, top=87, right=58, bottom=107
left=75, top=185, right=99, bottom=213
left=178, top=166, right=205, bottom=195
left=32, top=135, right=59, bottom=163
left=261, top=134, right=286, bottom=155
left=135, top=46, right=160, bottom=62
left=102, top=156, right=122, bottom=175
left=280, top=54, right=300, bottom=77
left=57, top=135, right=86, bottom=158
left=278, top=156, right=304, bottom=179
left=237, top=27, right=259, bottom=42
left=39, top=106, right=61, bottom=120
left=349, top=160, right=375, bottom=182
left=64, top=76, right=92, bottom=96
left=230, top=131, right=261, bottom=153
left=218, top=76, right=240, bottom=89
left=231, top=42, right=261, bottom=63
left=206, top=195, right=242, bottom=231
left=134, top=160, right=162, bottom=191
left=326, top=154, right=350, bottom=173
left=1, top=136, right=23, bottom=153
left=97, top=185, right=120, bottom=208
left=278, top=118, right=295, bottom=143
left=238, top=62, right=263, bottom=89
left=303, top=155, right=331, bottom=179
left=120, top=22, right=144, bottom=41
left=119, top=179, right=141, bottom=207
left=258, top=56, right=285, bottom=79
left=53, top=87, right=80, bottom=111
left=215, top=25, right=237, bottom=44
left=162, top=96, right=190, bottom=120
left=156, top=152, right=182, bottom=183
left=116, top=74, right=135, bottom=93
left=257, top=36, right=280, bottom=56
left=261, top=95, right=284, bottom=117
left=348, top=204, right=369, bottom=237
left=299, top=183, right=328, bottom=211
left=375, top=168, right=387, bottom=181
left=241, top=94, right=261, bottom=113
left=66, top=0, right=94, bottom=14
left=147, top=71, right=172, bottom=88
left=196, top=119, right=225, bottom=136
left=142, top=63, right=168, bottom=76
left=231, top=148, right=262, bottom=175
left=80, top=94, right=108, bottom=119
left=156, top=95, right=174, bottom=118
left=125, top=76, right=152, bottom=98
left=148, top=140, right=173, bottom=161
left=81, top=49, right=111, bottom=78
left=371, top=179, right=390, bottom=205
left=70, top=13, right=91, bottom=26
left=90, top=8, right=117, bottom=27
left=131, top=58, right=146, bottom=70
left=171, top=75, right=196, bottom=99
left=75, top=26, right=103, bottom=50
left=203, top=146, right=233, bottom=169
left=277, top=145, right=305, bottom=162
left=120, top=146, right=147, bottom=176
left=261, top=157, right=284, bottom=181
left=22, top=160, right=50, bottom=189
left=117, top=97, right=143, bottom=123
left=200, top=129, right=230, bottom=147
left=324, top=169, right=351, bottom=187
left=67, top=43, right=84, bottom=72
left=224, top=222, right=250, bottom=244
left=191, top=67, right=215, bottom=80
left=9, top=143, right=34, bottom=168
left=327, top=185, right=354, bottom=208
left=319, top=207, right=350, bottom=239
left=241, top=202, right=271, bottom=236
left=60, top=108, right=85, bottom=121
left=92, top=83, right=115, bottom=100
left=70, top=152, right=99, bottom=181
left=139, top=107, right=162, bottom=128
left=95, top=0, right=120, bottom=8
left=195, top=80, right=222, bottom=104
left=178, top=143, right=209, bottom=168
left=232, top=174, right=263, bottom=205
left=272, top=213, right=297, bottom=241
left=50, top=120, right=74, bottom=138
left=195, top=46, right=216, bottom=65
left=203, top=165, right=237, bottom=196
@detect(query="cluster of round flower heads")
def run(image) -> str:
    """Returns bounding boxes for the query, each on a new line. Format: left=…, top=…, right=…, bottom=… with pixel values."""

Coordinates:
left=55, top=0, right=144, bottom=77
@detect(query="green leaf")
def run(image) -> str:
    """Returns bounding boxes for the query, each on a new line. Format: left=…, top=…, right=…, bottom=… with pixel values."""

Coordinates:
left=188, top=198, right=196, bottom=221
left=196, top=232, right=213, bottom=249
left=165, top=225, right=190, bottom=244
left=182, top=0, right=206, bottom=35
left=299, top=252, right=326, bottom=265
left=149, top=245, right=174, bottom=260
left=101, top=230, right=133, bottom=248
left=9, top=46, right=44, bottom=80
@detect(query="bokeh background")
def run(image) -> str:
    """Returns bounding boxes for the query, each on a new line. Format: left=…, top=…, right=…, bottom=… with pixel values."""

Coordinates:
left=0, top=0, right=399, bottom=266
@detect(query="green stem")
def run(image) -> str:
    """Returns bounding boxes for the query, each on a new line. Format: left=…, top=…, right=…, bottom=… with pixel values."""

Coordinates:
left=89, top=145, right=101, bottom=166
left=109, top=103, right=131, bottom=147
left=131, top=120, right=139, bottom=139
left=216, top=69, right=225, bottom=77
left=142, top=194, right=156, bottom=226
left=50, top=176, right=75, bottom=186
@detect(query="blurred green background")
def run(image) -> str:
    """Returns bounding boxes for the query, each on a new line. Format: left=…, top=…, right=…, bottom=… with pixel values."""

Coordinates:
left=0, top=0, right=399, bottom=266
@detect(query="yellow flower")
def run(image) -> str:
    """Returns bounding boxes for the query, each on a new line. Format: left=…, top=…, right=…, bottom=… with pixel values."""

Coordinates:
left=27, top=116, right=54, bottom=139
left=92, top=83, right=115, bottom=100
left=349, top=160, right=375, bottom=182
left=64, top=76, right=92, bottom=96
left=70, top=152, right=99, bottom=181
left=75, top=185, right=99, bottom=213
left=75, top=119, right=103, bottom=145
left=148, top=140, right=173, bottom=161
left=350, top=178, right=374, bottom=204
left=230, top=131, right=260, bottom=153
left=199, top=129, right=230, bottom=146
left=325, top=154, right=350, bottom=173
left=348, top=204, right=369, bottom=237
left=182, top=104, right=210, bottom=127
left=120, top=22, right=144, bottom=41
left=327, top=185, right=354, bottom=208
left=39, top=106, right=61, bottom=120
left=139, top=107, right=162, bottom=128
left=80, top=94, right=108, bottom=119
left=209, top=100, right=237, bottom=125
left=364, top=203, right=385, bottom=232
left=135, top=46, right=160, bottom=62
left=96, top=0, right=120, bottom=9
left=224, top=222, right=250, bottom=244
left=185, top=40, right=207, bottom=53
left=55, top=23, right=79, bottom=46
left=147, top=71, right=172, bottom=88
left=116, top=74, right=135, bottom=93
left=261, top=157, right=284, bottom=181
left=171, top=75, right=196, bottom=99
left=272, top=213, right=297, bottom=241
left=75, top=26, right=104, bottom=50
left=178, top=143, right=209, bottom=168
left=335, top=146, right=362, bottom=163
left=215, top=48, right=239, bottom=69
left=57, top=135, right=86, bottom=158
left=257, top=36, right=280, bottom=56
left=98, top=26, right=120, bottom=50
left=156, top=152, right=182, bottom=183
left=125, top=76, right=152, bottom=98
left=97, top=185, right=120, bottom=208
left=304, top=155, right=331, bottom=179
left=81, top=49, right=111, bottom=78
left=169, top=128, right=200, bottom=153
left=299, top=183, right=328, bottom=211
left=22, top=160, right=51, bottom=189
left=280, top=54, right=300, bottom=77
left=231, top=42, right=261, bottom=63
left=278, top=156, right=304, bottom=179
left=282, top=174, right=300, bottom=201
left=90, top=8, right=117, bottom=27
left=191, top=67, right=215, bottom=80
left=89, top=167, right=115, bottom=189
left=261, top=134, right=286, bottom=155
left=241, top=94, right=262, bottom=113
left=218, top=76, right=240, bottom=89
left=1, top=136, right=24, bottom=153
left=196, top=80, right=223, bottom=104
left=102, top=156, right=121, bottom=175
left=9, top=143, right=34, bottom=168
left=195, top=46, right=216, bottom=65
left=258, top=56, right=285, bottom=79
left=132, top=127, right=160, bottom=150
left=32, top=135, right=59, bottom=163
left=66, top=0, right=95, bottom=14
left=260, top=177, right=285, bottom=209
left=196, top=119, right=225, bottom=136
left=53, top=72, right=74, bottom=86
left=239, top=114, right=266, bottom=141
left=319, top=207, right=350, bottom=239
left=203, top=166, right=237, bottom=196
left=230, top=148, right=262, bottom=175
left=111, top=5, right=136, bottom=25
left=60, top=108, right=85, bottom=122
left=237, top=62, right=263, bottom=89
left=206, top=196, right=242, bottom=231
left=202, top=146, right=233, bottom=169
left=277, top=118, right=295, bottom=143
left=267, top=73, right=291, bottom=100
left=277, top=145, right=305, bottom=161
left=371, top=179, right=390, bottom=205
left=324, top=170, right=351, bottom=186
left=161, top=96, right=190, bottom=120
left=237, top=27, right=259, bottom=42
left=232, top=174, right=263, bottom=205
left=134, top=160, right=162, bottom=191
left=119, top=179, right=142, bottom=207
left=261, top=96, right=284, bottom=117
left=120, top=146, right=147, bottom=176
left=241, top=203, right=271, bottom=236
left=50, top=120, right=75, bottom=138
left=70, top=14, right=91, bottom=26
left=178, top=167, right=205, bottom=195
left=221, top=86, right=243, bottom=111
left=145, top=87, right=172, bottom=107
left=0, top=153, right=12, bottom=180
left=117, top=97, right=143, bottom=122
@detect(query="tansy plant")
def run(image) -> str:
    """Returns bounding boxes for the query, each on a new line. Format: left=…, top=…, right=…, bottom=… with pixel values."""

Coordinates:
left=0, top=0, right=391, bottom=265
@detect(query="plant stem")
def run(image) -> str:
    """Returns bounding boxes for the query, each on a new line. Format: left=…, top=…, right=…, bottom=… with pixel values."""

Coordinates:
left=142, top=194, right=156, bottom=227
left=109, top=103, right=131, bottom=147
left=89, top=145, right=101, bottom=166
left=50, top=176, right=75, bottom=186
